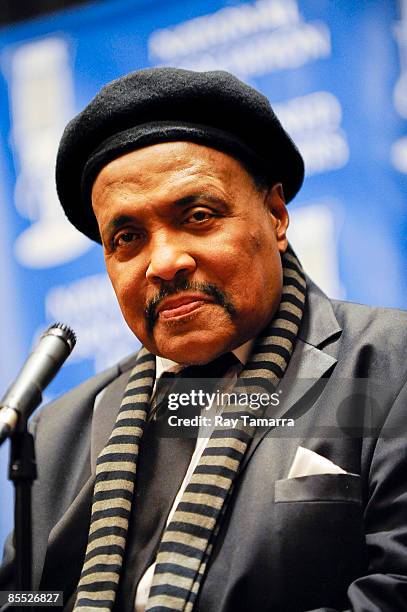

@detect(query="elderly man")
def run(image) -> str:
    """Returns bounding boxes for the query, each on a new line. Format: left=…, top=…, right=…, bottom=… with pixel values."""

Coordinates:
left=1, top=67, right=407, bottom=612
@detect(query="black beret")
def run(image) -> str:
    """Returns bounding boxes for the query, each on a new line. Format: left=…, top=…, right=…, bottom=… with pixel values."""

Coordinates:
left=56, top=67, right=304, bottom=243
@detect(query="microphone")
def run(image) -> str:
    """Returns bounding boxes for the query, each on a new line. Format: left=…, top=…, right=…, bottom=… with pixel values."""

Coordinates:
left=0, top=323, right=76, bottom=443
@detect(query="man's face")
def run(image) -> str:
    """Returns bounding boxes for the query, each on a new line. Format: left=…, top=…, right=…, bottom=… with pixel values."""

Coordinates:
left=92, top=141, right=289, bottom=364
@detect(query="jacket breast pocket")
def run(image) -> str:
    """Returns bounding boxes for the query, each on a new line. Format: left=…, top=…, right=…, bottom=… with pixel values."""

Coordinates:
left=275, top=472, right=362, bottom=503
left=272, top=473, right=367, bottom=611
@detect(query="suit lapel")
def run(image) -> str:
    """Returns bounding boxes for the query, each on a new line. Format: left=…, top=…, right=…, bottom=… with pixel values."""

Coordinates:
left=240, top=277, right=341, bottom=470
left=90, top=366, right=135, bottom=471
left=39, top=475, right=95, bottom=601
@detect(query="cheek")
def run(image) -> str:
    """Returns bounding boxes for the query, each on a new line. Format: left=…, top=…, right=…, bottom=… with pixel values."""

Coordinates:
left=224, top=230, right=282, bottom=308
left=224, top=227, right=278, bottom=280
left=247, top=230, right=264, bottom=253
left=106, top=261, right=146, bottom=322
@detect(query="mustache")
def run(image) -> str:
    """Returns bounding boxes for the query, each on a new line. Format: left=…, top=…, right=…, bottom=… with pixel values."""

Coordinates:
left=144, top=278, right=236, bottom=333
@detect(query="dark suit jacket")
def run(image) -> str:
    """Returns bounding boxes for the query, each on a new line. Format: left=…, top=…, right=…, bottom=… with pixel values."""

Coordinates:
left=1, top=278, right=407, bottom=611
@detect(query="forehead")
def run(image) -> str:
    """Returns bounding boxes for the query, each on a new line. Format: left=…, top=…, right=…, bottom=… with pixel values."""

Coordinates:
left=91, top=141, right=253, bottom=202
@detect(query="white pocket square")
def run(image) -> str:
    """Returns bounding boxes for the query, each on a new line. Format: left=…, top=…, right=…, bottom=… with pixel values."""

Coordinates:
left=287, top=446, right=347, bottom=479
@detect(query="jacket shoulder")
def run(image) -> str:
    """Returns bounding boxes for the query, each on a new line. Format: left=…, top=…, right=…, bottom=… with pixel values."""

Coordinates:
left=331, top=299, right=407, bottom=340
left=31, top=351, right=140, bottom=435
left=330, top=299, right=407, bottom=381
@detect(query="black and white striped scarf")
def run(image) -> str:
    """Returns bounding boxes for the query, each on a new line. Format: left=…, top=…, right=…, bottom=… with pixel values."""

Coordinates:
left=74, top=247, right=306, bottom=611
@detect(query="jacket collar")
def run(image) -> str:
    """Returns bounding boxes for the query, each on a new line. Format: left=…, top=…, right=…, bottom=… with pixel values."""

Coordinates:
left=298, top=274, right=342, bottom=349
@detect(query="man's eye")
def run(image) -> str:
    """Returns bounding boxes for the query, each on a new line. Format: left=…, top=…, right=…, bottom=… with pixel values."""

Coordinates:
left=114, top=231, right=142, bottom=248
left=184, top=209, right=214, bottom=224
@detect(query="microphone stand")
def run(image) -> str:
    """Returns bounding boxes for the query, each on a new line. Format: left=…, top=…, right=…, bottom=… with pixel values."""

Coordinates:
left=8, top=415, right=37, bottom=595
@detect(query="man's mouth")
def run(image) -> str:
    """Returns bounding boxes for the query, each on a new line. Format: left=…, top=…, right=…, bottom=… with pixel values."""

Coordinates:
left=157, top=294, right=213, bottom=320
left=144, top=280, right=236, bottom=334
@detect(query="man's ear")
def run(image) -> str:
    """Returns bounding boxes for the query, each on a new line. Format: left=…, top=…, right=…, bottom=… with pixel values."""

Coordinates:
left=265, top=183, right=289, bottom=253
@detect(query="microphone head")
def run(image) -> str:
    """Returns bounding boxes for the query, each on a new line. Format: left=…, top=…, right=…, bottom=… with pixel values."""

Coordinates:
left=43, top=323, right=77, bottom=352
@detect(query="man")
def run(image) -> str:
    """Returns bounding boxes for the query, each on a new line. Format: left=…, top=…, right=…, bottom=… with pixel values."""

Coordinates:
left=1, top=67, right=407, bottom=612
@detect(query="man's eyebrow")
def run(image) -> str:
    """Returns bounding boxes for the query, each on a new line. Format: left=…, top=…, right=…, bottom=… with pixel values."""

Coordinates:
left=105, top=215, right=137, bottom=236
left=174, top=194, right=226, bottom=207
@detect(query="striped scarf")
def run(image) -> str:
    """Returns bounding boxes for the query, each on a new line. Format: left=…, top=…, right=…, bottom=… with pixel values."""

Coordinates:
left=74, top=247, right=306, bottom=611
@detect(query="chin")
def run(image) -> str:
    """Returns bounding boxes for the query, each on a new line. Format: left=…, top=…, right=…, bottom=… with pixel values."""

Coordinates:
left=152, top=328, right=237, bottom=365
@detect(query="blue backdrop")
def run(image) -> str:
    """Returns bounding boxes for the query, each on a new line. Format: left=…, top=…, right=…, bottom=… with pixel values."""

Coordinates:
left=0, top=0, right=406, bottom=549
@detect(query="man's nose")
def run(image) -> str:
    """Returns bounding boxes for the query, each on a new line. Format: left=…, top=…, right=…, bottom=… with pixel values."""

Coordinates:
left=145, top=235, right=197, bottom=282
